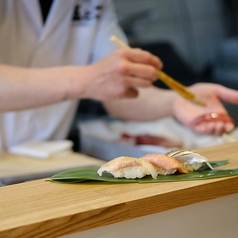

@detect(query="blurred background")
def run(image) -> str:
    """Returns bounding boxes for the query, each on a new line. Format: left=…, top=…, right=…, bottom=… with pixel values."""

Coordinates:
left=114, top=0, right=238, bottom=88
left=71, top=0, right=238, bottom=151
left=116, top=0, right=226, bottom=74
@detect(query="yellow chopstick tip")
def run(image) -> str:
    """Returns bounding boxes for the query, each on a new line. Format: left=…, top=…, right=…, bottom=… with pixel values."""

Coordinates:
left=193, top=98, right=207, bottom=107
left=110, top=35, right=117, bottom=41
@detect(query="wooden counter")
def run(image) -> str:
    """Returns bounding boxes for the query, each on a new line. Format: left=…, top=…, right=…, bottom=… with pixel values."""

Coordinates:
left=0, top=151, right=104, bottom=185
left=1, top=142, right=238, bottom=237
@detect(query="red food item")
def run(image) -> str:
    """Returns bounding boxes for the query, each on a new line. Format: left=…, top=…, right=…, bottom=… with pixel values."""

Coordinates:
left=190, top=112, right=234, bottom=126
left=121, top=133, right=182, bottom=148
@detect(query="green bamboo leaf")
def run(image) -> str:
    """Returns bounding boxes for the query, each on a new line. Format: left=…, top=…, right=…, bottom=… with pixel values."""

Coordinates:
left=47, top=160, right=238, bottom=184
left=198, top=160, right=228, bottom=170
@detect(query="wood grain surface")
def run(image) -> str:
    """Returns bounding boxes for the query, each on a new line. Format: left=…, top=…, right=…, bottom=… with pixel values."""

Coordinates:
left=1, top=142, right=238, bottom=237
left=0, top=151, right=104, bottom=185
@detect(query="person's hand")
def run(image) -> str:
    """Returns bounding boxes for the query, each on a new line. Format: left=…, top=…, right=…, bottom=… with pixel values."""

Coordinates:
left=172, top=83, right=238, bottom=135
left=76, top=48, right=163, bottom=100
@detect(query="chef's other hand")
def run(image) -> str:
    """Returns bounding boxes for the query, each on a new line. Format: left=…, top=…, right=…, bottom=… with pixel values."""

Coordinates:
left=172, top=83, right=238, bottom=135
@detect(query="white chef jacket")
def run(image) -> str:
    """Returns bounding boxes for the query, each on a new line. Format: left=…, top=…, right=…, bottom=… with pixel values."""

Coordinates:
left=0, top=0, right=127, bottom=151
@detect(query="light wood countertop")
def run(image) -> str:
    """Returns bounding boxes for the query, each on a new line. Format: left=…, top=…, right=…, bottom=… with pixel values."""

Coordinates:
left=0, top=151, right=104, bottom=185
left=1, top=142, right=238, bottom=237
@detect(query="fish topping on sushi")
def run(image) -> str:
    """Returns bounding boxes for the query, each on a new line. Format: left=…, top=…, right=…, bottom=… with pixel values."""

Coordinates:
left=97, top=151, right=213, bottom=180
left=97, top=156, right=158, bottom=179
left=166, top=150, right=214, bottom=171
left=140, top=153, right=188, bottom=175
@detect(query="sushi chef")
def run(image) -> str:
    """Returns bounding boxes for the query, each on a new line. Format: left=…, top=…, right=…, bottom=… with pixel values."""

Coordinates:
left=1, top=0, right=238, bottom=151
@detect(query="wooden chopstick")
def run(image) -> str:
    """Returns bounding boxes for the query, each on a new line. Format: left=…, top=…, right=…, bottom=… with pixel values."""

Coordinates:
left=110, top=35, right=206, bottom=107
left=110, top=36, right=238, bottom=144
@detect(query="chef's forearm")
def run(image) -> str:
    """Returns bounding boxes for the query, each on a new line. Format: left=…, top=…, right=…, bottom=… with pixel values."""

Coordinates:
left=103, top=87, right=177, bottom=121
left=0, top=64, right=83, bottom=112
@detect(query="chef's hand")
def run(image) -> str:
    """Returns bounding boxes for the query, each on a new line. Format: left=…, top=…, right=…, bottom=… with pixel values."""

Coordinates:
left=76, top=48, right=162, bottom=100
left=172, top=83, right=238, bottom=135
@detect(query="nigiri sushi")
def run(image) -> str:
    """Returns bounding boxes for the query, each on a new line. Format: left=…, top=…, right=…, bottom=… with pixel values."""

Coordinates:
left=140, top=153, right=188, bottom=175
left=97, top=156, right=158, bottom=179
left=166, top=150, right=213, bottom=171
